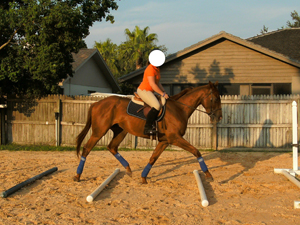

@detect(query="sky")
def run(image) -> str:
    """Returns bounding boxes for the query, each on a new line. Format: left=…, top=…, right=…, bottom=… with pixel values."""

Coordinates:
left=84, top=0, right=299, bottom=55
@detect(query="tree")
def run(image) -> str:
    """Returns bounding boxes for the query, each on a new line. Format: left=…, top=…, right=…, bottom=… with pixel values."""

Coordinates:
left=287, top=10, right=300, bottom=27
left=94, top=38, right=119, bottom=76
left=94, top=25, right=167, bottom=81
left=259, top=10, right=300, bottom=35
left=123, top=26, right=158, bottom=70
left=0, top=0, right=118, bottom=99
left=260, top=25, right=269, bottom=34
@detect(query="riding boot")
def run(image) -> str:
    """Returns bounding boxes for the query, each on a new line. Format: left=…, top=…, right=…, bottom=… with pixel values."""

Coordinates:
left=144, top=107, right=159, bottom=135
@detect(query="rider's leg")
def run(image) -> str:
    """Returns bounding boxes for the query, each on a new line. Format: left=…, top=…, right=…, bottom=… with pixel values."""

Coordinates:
left=137, top=89, right=161, bottom=135
left=144, top=107, right=159, bottom=135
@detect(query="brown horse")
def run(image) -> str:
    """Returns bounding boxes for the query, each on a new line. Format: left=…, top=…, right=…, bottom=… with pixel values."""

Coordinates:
left=74, top=81, right=222, bottom=184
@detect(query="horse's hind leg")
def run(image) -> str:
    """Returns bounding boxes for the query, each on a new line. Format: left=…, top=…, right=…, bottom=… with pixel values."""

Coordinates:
left=108, top=125, right=132, bottom=176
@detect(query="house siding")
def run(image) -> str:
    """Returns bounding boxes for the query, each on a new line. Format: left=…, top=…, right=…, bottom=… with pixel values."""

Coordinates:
left=159, top=40, right=299, bottom=84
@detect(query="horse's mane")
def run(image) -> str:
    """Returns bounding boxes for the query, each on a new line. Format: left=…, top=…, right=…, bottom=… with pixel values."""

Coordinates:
left=170, top=87, right=194, bottom=100
left=170, top=82, right=219, bottom=101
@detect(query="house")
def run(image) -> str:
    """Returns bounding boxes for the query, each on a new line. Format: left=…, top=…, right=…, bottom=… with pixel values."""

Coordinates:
left=59, top=49, right=121, bottom=96
left=119, top=31, right=300, bottom=96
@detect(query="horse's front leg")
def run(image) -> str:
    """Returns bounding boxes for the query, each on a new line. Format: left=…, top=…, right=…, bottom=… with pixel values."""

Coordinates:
left=141, top=141, right=169, bottom=184
left=170, top=136, right=213, bottom=181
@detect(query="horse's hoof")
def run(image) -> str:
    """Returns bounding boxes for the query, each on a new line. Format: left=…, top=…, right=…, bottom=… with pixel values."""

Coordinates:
left=126, top=171, right=132, bottom=177
left=73, top=175, right=80, bottom=182
left=141, top=177, right=148, bottom=184
left=204, top=171, right=214, bottom=182
left=126, top=166, right=132, bottom=177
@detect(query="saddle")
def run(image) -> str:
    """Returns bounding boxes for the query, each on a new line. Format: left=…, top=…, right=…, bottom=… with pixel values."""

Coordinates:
left=127, top=92, right=166, bottom=121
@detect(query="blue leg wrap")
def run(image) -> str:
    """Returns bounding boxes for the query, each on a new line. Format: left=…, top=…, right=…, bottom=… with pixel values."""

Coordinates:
left=142, top=163, right=152, bottom=178
left=114, top=153, right=129, bottom=168
left=197, top=157, right=208, bottom=172
left=77, top=156, right=86, bottom=174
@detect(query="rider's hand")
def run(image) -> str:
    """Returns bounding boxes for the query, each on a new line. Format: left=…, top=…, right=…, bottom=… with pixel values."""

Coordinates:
left=163, top=93, right=169, bottom=99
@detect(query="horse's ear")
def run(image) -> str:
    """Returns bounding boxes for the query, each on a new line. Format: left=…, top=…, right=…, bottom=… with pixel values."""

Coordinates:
left=214, top=81, right=219, bottom=86
left=209, top=81, right=213, bottom=87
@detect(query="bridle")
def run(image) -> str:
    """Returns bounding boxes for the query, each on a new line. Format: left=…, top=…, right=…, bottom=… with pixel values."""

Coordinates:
left=167, top=89, right=222, bottom=118
left=202, top=89, right=222, bottom=117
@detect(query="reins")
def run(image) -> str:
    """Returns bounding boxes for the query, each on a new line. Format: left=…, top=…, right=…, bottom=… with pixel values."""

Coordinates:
left=166, top=89, right=221, bottom=117
left=167, top=97, right=209, bottom=115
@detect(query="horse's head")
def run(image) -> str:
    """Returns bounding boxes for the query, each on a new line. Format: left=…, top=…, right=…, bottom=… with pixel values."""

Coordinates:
left=202, top=81, right=222, bottom=123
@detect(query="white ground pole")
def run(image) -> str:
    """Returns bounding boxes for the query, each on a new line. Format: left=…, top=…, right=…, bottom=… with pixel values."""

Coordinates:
left=274, top=101, right=300, bottom=209
left=86, top=168, right=120, bottom=203
left=193, top=170, right=209, bottom=207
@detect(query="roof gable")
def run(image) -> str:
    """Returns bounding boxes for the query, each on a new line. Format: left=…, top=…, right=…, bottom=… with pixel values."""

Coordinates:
left=67, top=49, right=121, bottom=92
left=72, top=49, right=97, bottom=72
left=119, top=31, right=300, bottom=83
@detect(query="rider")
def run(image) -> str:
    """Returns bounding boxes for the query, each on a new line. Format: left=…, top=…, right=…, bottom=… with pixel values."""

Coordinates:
left=137, top=50, right=169, bottom=135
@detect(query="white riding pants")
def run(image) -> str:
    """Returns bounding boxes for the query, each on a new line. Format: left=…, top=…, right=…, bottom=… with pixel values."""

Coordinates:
left=137, top=89, right=166, bottom=111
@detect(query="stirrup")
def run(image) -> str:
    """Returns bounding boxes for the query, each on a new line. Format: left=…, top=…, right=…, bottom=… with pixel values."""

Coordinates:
left=144, top=128, right=157, bottom=135
left=144, top=125, right=157, bottom=135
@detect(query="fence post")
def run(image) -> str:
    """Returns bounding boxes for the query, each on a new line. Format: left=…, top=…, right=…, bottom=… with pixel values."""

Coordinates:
left=211, top=122, right=217, bottom=150
left=55, top=97, right=62, bottom=147
left=0, top=105, right=7, bottom=145
left=292, top=101, right=298, bottom=173
left=131, top=135, right=137, bottom=149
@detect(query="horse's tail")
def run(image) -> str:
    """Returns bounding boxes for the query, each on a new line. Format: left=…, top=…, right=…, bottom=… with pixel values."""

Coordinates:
left=76, top=104, right=93, bottom=157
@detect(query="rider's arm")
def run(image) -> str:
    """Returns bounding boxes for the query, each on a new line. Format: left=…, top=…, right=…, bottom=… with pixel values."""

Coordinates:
left=148, top=76, right=169, bottom=99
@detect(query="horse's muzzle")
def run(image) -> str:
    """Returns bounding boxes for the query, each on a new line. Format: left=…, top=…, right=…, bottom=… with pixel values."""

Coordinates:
left=210, top=111, right=222, bottom=123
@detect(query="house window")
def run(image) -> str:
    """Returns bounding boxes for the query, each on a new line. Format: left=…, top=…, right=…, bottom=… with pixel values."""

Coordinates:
left=219, top=84, right=240, bottom=95
left=215, top=83, right=291, bottom=96
left=162, top=85, right=171, bottom=95
left=173, top=85, right=181, bottom=95
left=273, top=83, right=291, bottom=95
left=251, top=84, right=272, bottom=95
left=88, top=90, right=96, bottom=94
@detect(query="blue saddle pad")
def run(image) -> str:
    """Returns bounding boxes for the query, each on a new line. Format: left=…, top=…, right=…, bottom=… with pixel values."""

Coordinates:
left=127, top=101, right=166, bottom=121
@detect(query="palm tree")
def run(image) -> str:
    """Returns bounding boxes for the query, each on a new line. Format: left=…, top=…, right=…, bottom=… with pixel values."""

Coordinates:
left=94, top=38, right=119, bottom=76
left=123, top=26, right=158, bottom=70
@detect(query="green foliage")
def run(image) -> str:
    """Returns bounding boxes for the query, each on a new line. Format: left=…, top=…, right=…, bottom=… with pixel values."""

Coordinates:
left=259, top=10, right=300, bottom=35
left=94, top=25, right=167, bottom=94
left=0, top=144, right=159, bottom=151
left=0, top=0, right=119, bottom=99
left=123, top=26, right=158, bottom=70
left=118, top=82, right=136, bottom=95
left=94, top=38, right=120, bottom=77
left=0, top=144, right=106, bottom=151
left=286, top=10, right=300, bottom=28
left=260, top=25, right=268, bottom=34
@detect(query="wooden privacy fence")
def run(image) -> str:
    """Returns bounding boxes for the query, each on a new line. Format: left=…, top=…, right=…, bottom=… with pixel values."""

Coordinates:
left=3, top=94, right=300, bottom=150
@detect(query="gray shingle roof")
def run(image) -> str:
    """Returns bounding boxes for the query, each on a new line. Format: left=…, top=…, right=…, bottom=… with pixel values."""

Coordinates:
left=71, top=49, right=97, bottom=71
left=247, top=28, right=300, bottom=61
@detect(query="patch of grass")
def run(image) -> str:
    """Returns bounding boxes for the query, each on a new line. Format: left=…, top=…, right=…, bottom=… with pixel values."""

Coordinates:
left=1, top=144, right=290, bottom=153
left=0, top=144, right=104, bottom=151
left=0, top=144, right=157, bottom=152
